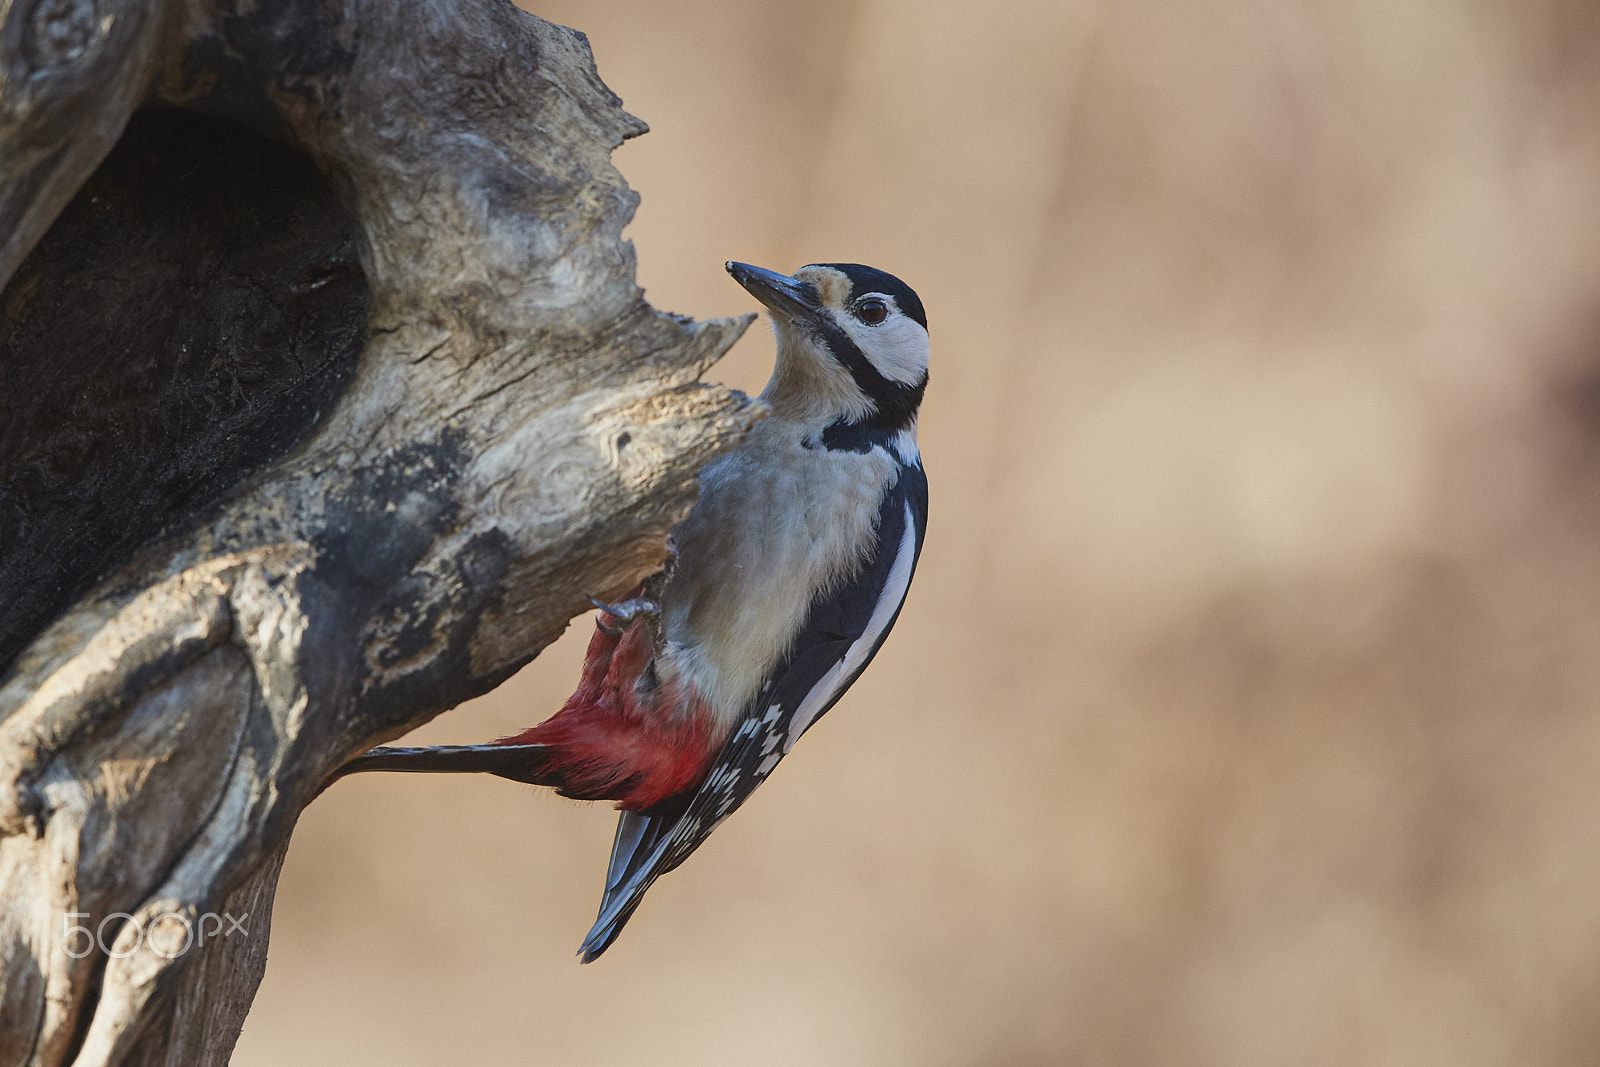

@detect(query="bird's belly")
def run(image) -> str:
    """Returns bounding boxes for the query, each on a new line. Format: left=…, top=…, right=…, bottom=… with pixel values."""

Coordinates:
left=659, top=441, right=893, bottom=723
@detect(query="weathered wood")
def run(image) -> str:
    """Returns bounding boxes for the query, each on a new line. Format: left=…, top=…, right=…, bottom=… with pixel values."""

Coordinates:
left=0, top=0, right=763, bottom=1063
left=0, top=109, right=370, bottom=675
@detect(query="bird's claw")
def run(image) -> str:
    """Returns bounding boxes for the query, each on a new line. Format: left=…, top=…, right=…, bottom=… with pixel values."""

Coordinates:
left=588, top=595, right=660, bottom=636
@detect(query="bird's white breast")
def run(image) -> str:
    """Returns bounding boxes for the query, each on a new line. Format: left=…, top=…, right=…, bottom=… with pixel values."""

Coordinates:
left=658, top=416, right=898, bottom=725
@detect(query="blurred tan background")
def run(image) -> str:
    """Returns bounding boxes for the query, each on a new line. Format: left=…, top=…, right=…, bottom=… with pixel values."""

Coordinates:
left=234, top=2, right=1600, bottom=1064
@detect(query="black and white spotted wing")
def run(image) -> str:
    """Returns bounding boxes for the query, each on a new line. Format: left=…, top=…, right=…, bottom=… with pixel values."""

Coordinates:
left=578, top=461, right=929, bottom=961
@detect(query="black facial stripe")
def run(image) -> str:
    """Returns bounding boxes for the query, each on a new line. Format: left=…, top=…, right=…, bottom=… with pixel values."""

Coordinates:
left=815, top=318, right=926, bottom=433
left=819, top=419, right=902, bottom=454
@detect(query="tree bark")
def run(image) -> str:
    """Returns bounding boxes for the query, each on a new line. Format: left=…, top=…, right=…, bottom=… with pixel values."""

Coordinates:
left=0, top=1, right=762, bottom=1063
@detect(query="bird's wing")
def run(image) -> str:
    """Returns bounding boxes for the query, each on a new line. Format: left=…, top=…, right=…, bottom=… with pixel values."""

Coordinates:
left=579, top=462, right=928, bottom=961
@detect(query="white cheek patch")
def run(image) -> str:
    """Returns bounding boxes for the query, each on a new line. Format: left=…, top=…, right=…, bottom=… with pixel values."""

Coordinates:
left=836, top=311, right=929, bottom=387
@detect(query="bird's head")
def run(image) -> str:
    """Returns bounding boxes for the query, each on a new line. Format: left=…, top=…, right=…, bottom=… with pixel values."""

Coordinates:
left=727, top=261, right=928, bottom=431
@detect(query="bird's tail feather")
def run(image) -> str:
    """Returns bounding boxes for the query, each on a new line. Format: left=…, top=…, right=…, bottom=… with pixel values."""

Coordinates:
left=331, top=743, right=562, bottom=788
left=579, top=795, right=694, bottom=961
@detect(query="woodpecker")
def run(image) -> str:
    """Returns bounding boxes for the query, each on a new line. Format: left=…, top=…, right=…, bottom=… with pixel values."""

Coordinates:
left=340, top=261, right=929, bottom=960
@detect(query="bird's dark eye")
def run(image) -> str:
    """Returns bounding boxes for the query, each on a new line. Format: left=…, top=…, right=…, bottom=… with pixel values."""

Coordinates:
left=855, top=298, right=890, bottom=325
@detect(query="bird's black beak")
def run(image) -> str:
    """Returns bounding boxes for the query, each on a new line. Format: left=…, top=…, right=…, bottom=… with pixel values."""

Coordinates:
left=726, top=261, right=826, bottom=326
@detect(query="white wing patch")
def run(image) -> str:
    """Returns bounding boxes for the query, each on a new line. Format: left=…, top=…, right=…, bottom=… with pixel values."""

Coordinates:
left=892, top=426, right=920, bottom=465
left=781, top=496, right=920, bottom=753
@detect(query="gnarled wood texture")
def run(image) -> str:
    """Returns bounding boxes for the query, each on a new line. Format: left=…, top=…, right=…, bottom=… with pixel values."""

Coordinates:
left=0, top=0, right=763, bottom=1063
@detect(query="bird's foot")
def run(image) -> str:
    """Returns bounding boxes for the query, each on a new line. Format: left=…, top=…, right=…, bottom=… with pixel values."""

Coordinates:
left=588, top=595, right=661, bottom=636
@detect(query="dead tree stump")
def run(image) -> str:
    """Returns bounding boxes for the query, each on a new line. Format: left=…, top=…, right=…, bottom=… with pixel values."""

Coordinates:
left=0, top=1, right=762, bottom=1063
